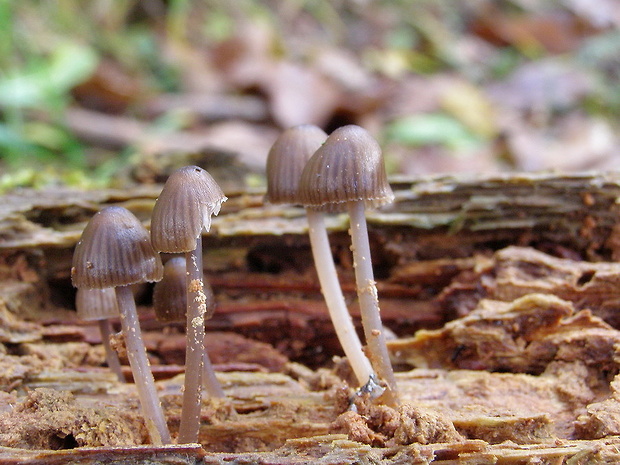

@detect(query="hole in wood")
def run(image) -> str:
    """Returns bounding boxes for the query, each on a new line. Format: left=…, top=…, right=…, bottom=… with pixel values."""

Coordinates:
left=577, top=270, right=595, bottom=287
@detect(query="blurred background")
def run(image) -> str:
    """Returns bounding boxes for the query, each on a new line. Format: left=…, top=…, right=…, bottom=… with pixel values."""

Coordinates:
left=1, top=0, right=619, bottom=192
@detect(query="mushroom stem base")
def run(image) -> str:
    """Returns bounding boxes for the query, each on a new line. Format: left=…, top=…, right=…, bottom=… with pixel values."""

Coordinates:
left=347, top=201, right=399, bottom=405
left=178, top=237, right=206, bottom=444
left=116, top=285, right=171, bottom=445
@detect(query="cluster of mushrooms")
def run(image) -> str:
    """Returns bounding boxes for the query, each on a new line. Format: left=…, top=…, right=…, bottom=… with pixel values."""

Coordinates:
left=71, top=124, right=398, bottom=445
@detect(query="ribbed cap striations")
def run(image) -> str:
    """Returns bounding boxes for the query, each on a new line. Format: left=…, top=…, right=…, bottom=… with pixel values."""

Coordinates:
left=71, top=206, right=163, bottom=289
left=151, top=166, right=227, bottom=253
left=265, top=125, right=327, bottom=205
left=75, top=287, right=119, bottom=321
left=298, top=125, right=394, bottom=212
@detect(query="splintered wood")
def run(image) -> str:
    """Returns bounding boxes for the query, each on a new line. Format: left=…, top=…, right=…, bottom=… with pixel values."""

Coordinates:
left=2, top=172, right=620, bottom=463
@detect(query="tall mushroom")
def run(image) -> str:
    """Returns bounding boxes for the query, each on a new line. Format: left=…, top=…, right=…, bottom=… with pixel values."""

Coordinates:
left=75, top=287, right=125, bottom=382
left=150, top=165, right=226, bottom=444
left=71, top=206, right=171, bottom=444
left=299, top=125, right=399, bottom=404
left=153, top=256, right=224, bottom=398
left=266, top=125, right=379, bottom=393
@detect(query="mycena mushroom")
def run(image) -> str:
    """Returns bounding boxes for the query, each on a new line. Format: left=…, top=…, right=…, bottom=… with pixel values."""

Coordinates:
left=266, top=125, right=380, bottom=396
left=71, top=206, right=171, bottom=444
left=150, top=165, right=226, bottom=444
left=299, top=125, right=399, bottom=405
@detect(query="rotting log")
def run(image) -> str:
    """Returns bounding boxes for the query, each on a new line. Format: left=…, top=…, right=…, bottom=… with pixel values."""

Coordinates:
left=1, top=172, right=620, bottom=359
left=3, top=171, right=620, bottom=254
left=2, top=172, right=620, bottom=463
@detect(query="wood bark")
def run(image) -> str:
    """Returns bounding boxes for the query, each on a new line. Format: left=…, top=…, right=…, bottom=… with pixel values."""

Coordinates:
left=1, top=172, right=620, bottom=463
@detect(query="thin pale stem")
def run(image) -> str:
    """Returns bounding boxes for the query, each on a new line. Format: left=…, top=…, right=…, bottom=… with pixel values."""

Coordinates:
left=178, top=235, right=206, bottom=444
left=347, top=201, right=399, bottom=405
left=98, top=319, right=125, bottom=383
left=115, top=285, right=171, bottom=445
left=203, top=349, right=225, bottom=398
left=306, top=208, right=374, bottom=387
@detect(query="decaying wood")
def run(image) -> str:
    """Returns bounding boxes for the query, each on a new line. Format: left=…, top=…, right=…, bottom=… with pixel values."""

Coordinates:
left=4, top=436, right=620, bottom=464
left=1, top=172, right=620, bottom=352
left=2, top=172, right=620, bottom=463
left=3, top=171, right=620, bottom=251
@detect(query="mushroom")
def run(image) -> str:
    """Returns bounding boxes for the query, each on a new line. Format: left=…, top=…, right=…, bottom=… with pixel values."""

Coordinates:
left=299, top=125, right=399, bottom=404
left=75, top=287, right=125, bottom=382
left=71, top=206, right=171, bottom=445
left=153, top=256, right=224, bottom=398
left=266, top=125, right=380, bottom=393
left=150, top=165, right=227, bottom=444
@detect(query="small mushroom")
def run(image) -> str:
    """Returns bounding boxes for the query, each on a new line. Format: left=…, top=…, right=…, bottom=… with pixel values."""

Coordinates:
left=299, top=125, right=398, bottom=405
left=151, top=165, right=227, bottom=444
left=75, top=287, right=125, bottom=382
left=71, top=206, right=171, bottom=445
left=153, top=257, right=224, bottom=398
left=266, top=125, right=378, bottom=392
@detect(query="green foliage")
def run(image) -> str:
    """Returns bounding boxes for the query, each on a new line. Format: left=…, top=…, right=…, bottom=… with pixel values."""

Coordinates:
left=0, top=0, right=101, bottom=172
left=384, top=113, right=481, bottom=151
left=0, top=42, right=98, bottom=169
left=0, top=43, right=98, bottom=109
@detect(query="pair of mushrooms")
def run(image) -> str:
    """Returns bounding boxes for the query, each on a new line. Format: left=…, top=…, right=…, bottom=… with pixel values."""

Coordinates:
left=71, top=166, right=226, bottom=445
left=266, top=124, right=398, bottom=405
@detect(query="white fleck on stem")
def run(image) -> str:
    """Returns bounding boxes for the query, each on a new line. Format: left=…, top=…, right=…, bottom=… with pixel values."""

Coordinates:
left=115, top=285, right=171, bottom=445
left=306, top=208, right=375, bottom=388
left=200, top=277, right=224, bottom=399
left=98, top=319, right=125, bottom=383
left=178, top=235, right=206, bottom=444
left=347, top=201, right=399, bottom=405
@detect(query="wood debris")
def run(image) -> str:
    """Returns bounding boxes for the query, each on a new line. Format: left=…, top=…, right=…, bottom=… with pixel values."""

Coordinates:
left=0, top=173, right=620, bottom=462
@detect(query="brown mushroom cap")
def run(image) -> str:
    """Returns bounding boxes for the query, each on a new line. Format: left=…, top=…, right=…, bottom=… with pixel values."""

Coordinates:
left=75, top=287, right=119, bottom=321
left=153, top=257, right=187, bottom=323
left=298, top=125, right=394, bottom=212
left=265, top=125, right=327, bottom=205
left=71, top=206, right=164, bottom=289
left=151, top=166, right=227, bottom=253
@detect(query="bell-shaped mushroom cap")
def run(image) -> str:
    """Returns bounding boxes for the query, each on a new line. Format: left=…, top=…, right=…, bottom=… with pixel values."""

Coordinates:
left=76, top=287, right=119, bottom=321
left=153, top=257, right=187, bottom=323
left=298, top=125, right=394, bottom=213
left=151, top=166, right=227, bottom=253
left=71, top=206, right=164, bottom=289
left=265, top=125, right=327, bottom=205
left=153, top=257, right=216, bottom=323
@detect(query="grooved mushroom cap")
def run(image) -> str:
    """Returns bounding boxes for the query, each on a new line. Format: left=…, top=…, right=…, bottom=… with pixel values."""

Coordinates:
left=75, top=287, right=119, bottom=321
left=298, top=125, right=394, bottom=213
left=153, top=257, right=216, bottom=323
left=71, top=206, right=164, bottom=289
left=151, top=166, right=227, bottom=253
left=265, top=125, right=327, bottom=205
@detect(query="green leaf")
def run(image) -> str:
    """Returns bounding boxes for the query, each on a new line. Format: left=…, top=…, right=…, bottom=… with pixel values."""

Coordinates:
left=0, top=74, right=47, bottom=108
left=0, top=42, right=98, bottom=108
left=384, top=113, right=481, bottom=150
left=47, top=42, right=99, bottom=92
